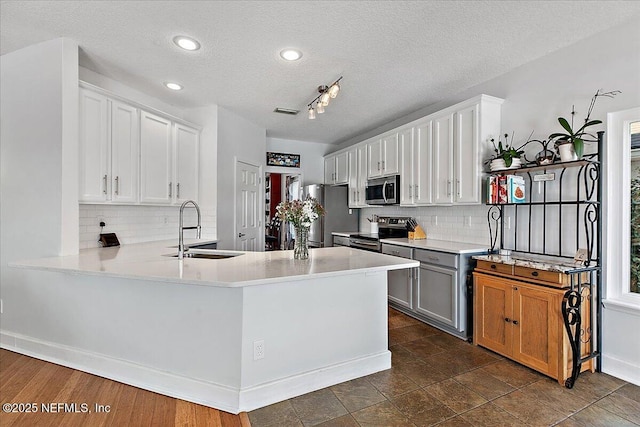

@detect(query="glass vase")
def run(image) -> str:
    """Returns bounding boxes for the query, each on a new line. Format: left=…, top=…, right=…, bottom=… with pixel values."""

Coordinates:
left=293, top=226, right=310, bottom=260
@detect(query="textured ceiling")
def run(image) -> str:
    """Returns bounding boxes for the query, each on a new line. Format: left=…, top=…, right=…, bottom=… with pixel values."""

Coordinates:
left=2, top=1, right=640, bottom=144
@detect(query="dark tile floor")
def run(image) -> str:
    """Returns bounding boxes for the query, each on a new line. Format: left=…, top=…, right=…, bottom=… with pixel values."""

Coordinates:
left=248, top=308, right=640, bottom=427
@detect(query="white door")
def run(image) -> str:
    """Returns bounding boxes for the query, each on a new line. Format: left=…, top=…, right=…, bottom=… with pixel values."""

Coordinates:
left=110, top=100, right=138, bottom=203
left=174, top=123, right=200, bottom=204
left=236, top=161, right=261, bottom=251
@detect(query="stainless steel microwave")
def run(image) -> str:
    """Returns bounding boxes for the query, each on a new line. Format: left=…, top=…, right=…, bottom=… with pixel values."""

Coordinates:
left=365, top=176, right=400, bottom=205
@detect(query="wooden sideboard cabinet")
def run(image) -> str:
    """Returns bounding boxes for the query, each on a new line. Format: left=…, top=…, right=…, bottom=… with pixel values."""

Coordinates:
left=473, top=269, right=594, bottom=385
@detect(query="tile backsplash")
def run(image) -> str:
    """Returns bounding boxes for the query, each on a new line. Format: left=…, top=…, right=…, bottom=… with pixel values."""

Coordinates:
left=79, top=204, right=216, bottom=249
left=359, top=205, right=491, bottom=246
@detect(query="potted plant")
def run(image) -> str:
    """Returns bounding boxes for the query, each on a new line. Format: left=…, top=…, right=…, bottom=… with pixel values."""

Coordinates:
left=549, top=89, right=620, bottom=162
left=486, top=133, right=524, bottom=171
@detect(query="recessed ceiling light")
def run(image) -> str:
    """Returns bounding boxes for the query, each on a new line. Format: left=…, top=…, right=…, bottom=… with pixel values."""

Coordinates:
left=173, top=36, right=201, bottom=51
left=280, top=49, right=302, bottom=61
left=164, top=82, right=183, bottom=91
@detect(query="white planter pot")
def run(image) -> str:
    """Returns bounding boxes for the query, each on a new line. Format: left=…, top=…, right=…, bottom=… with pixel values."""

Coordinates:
left=558, top=143, right=578, bottom=162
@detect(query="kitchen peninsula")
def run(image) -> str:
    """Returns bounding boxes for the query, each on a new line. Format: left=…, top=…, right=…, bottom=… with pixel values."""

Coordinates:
left=6, top=242, right=418, bottom=414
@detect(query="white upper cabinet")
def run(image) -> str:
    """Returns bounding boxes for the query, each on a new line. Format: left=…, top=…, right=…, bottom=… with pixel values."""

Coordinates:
left=174, top=123, right=200, bottom=203
left=79, top=83, right=201, bottom=206
left=325, top=94, right=503, bottom=208
left=140, top=111, right=173, bottom=204
left=400, top=122, right=432, bottom=206
left=110, top=100, right=139, bottom=203
left=454, top=104, right=479, bottom=204
left=79, top=89, right=110, bottom=202
left=348, top=144, right=368, bottom=208
left=79, top=89, right=139, bottom=204
left=432, top=113, right=455, bottom=204
left=324, top=151, right=348, bottom=185
left=368, top=133, right=399, bottom=178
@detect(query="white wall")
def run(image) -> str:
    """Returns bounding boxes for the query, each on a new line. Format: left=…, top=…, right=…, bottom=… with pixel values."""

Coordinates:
left=0, top=38, right=79, bottom=329
left=217, top=107, right=266, bottom=249
left=266, top=137, right=333, bottom=185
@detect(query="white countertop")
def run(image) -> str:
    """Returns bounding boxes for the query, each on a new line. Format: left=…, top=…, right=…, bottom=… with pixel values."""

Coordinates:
left=380, top=238, right=490, bottom=254
left=474, top=254, right=592, bottom=274
left=11, top=239, right=418, bottom=288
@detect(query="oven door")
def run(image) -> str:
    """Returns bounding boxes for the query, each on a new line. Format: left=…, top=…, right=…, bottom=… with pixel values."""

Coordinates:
left=349, top=237, right=381, bottom=252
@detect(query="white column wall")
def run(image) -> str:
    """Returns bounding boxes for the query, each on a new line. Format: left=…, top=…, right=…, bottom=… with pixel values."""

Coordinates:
left=1, top=38, right=79, bottom=332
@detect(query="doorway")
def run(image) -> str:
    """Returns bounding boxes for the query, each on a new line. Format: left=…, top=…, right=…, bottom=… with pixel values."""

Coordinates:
left=265, top=172, right=302, bottom=250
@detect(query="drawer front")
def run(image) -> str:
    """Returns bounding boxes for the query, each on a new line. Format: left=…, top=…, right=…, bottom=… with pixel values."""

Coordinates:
left=477, top=260, right=513, bottom=275
left=414, top=249, right=457, bottom=268
left=514, top=266, right=562, bottom=284
left=333, top=236, right=350, bottom=247
left=382, top=244, right=413, bottom=259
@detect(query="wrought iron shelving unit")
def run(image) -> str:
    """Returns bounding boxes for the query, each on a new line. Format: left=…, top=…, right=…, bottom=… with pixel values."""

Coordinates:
left=486, top=132, right=603, bottom=388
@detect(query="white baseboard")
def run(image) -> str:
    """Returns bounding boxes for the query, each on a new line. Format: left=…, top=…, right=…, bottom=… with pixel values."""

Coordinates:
left=1, top=330, right=391, bottom=413
left=238, top=351, right=391, bottom=412
left=602, top=354, right=640, bottom=387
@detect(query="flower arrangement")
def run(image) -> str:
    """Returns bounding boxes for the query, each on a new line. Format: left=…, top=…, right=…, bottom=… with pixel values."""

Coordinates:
left=275, top=197, right=325, bottom=228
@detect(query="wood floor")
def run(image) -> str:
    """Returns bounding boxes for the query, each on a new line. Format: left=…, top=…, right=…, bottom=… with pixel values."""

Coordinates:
left=0, top=349, right=251, bottom=427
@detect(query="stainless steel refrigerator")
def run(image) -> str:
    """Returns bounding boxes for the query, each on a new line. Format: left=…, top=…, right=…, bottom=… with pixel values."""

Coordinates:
left=304, top=184, right=359, bottom=248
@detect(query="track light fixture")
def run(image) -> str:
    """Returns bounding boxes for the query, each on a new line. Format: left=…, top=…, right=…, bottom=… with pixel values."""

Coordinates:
left=307, top=77, right=342, bottom=119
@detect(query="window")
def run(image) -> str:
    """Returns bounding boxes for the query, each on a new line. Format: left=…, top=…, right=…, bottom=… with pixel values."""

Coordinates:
left=605, top=108, right=640, bottom=307
left=630, top=121, right=640, bottom=294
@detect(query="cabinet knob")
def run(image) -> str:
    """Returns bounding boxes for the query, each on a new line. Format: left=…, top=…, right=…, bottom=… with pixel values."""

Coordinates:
left=512, top=320, right=519, bottom=325
left=531, top=271, right=539, bottom=277
left=490, top=264, right=497, bottom=269
left=504, top=317, right=511, bottom=323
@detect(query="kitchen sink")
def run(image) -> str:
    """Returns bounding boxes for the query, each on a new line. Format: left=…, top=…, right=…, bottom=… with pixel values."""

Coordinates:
left=163, top=252, right=242, bottom=260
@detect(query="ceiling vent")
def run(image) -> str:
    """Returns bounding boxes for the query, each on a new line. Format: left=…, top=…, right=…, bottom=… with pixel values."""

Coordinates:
left=273, top=107, right=299, bottom=115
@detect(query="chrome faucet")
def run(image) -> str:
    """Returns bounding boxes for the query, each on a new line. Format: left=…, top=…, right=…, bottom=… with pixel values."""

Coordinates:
left=178, top=200, right=202, bottom=259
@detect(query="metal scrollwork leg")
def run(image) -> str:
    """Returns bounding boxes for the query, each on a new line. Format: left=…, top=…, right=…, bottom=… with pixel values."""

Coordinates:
left=562, top=290, right=582, bottom=388
left=488, top=205, right=501, bottom=253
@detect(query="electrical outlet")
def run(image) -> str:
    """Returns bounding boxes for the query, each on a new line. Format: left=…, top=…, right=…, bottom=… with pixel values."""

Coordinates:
left=464, top=216, right=471, bottom=227
left=253, top=340, right=265, bottom=360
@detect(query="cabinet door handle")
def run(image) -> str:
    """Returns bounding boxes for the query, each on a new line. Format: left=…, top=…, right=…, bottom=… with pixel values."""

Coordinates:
left=490, top=264, right=497, bottom=269
left=408, top=185, right=412, bottom=198
left=177, top=183, right=180, bottom=199
left=114, top=176, right=119, bottom=195
left=103, top=175, right=107, bottom=194
left=512, top=320, right=519, bottom=325
left=377, top=161, right=381, bottom=171
left=382, top=160, right=385, bottom=170
left=415, top=185, right=418, bottom=196
left=531, top=271, right=539, bottom=277
left=505, top=317, right=511, bottom=323
left=169, top=182, right=172, bottom=198
left=447, top=180, right=452, bottom=196
left=456, top=179, right=461, bottom=197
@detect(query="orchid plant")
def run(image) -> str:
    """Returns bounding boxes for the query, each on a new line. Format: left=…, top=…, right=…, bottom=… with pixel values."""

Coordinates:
left=275, top=197, right=325, bottom=228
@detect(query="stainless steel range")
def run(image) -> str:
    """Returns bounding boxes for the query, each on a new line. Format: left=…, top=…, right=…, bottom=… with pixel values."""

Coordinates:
left=349, top=217, right=411, bottom=252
